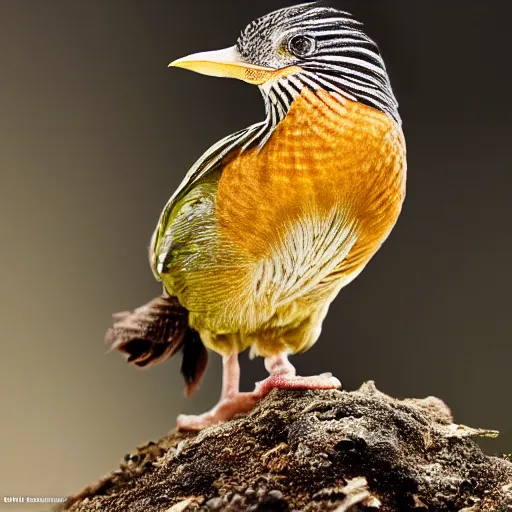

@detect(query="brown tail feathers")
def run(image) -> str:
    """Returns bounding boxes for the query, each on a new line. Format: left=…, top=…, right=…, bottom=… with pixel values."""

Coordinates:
left=105, top=293, right=208, bottom=397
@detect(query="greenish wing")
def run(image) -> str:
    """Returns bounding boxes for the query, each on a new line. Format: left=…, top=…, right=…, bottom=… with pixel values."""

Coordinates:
left=153, top=170, right=221, bottom=282
left=149, top=122, right=265, bottom=283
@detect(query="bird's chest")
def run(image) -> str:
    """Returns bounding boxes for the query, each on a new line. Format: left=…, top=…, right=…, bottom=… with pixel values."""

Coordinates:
left=216, top=90, right=406, bottom=262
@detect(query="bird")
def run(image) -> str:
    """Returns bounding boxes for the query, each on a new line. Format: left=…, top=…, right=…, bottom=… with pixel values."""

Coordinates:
left=105, top=2, right=407, bottom=431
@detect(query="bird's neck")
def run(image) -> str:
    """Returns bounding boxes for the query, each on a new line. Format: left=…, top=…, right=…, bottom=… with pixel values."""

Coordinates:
left=246, top=75, right=401, bottom=152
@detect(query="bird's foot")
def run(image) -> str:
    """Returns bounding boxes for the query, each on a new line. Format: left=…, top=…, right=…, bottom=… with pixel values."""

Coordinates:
left=177, top=351, right=341, bottom=431
left=254, top=372, right=341, bottom=397
left=177, top=392, right=259, bottom=431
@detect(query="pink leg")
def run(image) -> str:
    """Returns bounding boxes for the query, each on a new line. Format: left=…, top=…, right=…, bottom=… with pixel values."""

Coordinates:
left=177, top=351, right=258, bottom=431
left=177, top=351, right=341, bottom=431
left=254, top=353, right=341, bottom=397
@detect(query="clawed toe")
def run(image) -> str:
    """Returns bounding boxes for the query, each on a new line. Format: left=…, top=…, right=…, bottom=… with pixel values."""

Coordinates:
left=177, top=392, right=259, bottom=431
left=177, top=413, right=219, bottom=431
left=255, top=373, right=341, bottom=397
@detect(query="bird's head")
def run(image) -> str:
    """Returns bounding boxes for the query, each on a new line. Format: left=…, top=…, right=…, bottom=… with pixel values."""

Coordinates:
left=170, top=2, right=400, bottom=124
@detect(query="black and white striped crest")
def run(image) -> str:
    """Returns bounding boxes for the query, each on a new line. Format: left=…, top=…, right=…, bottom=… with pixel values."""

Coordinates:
left=237, top=2, right=400, bottom=126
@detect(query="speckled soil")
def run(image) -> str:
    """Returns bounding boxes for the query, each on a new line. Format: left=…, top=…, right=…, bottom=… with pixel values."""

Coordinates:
left=60, top=382, right=512, bottom=512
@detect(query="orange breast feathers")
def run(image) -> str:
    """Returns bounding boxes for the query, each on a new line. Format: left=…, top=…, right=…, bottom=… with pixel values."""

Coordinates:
left=215, top=87, right=407, bottom=271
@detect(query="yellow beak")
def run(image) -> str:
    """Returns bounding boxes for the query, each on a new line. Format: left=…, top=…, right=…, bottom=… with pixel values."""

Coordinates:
left=169, top=45, right=301, bottom=85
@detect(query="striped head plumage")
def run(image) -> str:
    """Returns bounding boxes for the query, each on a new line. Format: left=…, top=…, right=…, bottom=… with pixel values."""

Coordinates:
left=170, top=2, right=400, bottom=126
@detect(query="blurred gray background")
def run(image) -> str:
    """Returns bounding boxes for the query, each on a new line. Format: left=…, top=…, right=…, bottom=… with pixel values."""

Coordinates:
left=0, top=0, right=511, bottom=506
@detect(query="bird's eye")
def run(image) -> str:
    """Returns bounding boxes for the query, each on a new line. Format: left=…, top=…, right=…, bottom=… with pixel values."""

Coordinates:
left=287, top=35, right=316, bottom=58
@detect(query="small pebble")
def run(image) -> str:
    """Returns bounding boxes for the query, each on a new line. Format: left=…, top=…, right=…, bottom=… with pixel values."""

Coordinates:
left=268, top=490, right=283, bottom=500
left=206, top=497, right=223, bottom=510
